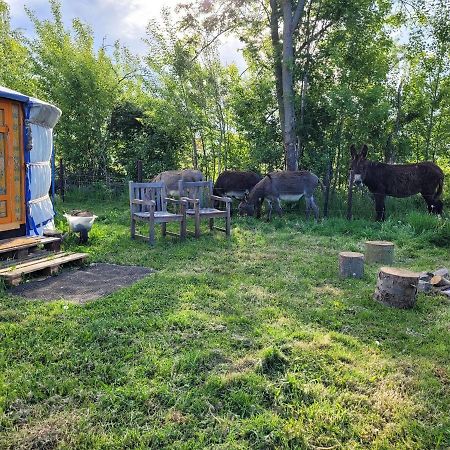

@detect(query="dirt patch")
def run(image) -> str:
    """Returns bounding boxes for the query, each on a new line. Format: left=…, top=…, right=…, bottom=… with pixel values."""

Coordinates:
left=10, top=263, right=154, bottom=303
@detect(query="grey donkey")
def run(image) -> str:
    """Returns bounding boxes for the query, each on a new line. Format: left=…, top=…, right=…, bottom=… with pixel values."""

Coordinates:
left=238, top=171, right=320, bottom=221
left=152, top=169, right=203, bottom=196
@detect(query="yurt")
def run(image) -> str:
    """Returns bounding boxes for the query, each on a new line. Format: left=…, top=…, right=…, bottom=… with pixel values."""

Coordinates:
left=0, top=86, right=61, bottom=239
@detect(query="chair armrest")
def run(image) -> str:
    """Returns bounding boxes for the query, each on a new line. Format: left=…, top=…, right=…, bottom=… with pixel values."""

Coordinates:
left=131, top=199, right=156, bottom=206
left=165, top=197, right=187, bottom=205
left=181, top=197, right=199, bottom=206
left=211, top=195, right=232, bottom=203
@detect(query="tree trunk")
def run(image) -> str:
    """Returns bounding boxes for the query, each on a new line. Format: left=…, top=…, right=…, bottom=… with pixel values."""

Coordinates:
left=346, top=169, right=354, bottom=220
left=365, top=240, right=394, bottom=265
left=385, top=81, right=402, bottom=163
left=425, top=68, right=441, bottom=160
left=281, top=0, right=298, bottom=171
left=191, top=131, right=198, bottom=169
left=323, top=159, right=332, bottom=218
left=269, top=0, right=285, bottom=142
left=200, top=132, right=209, bottom=179
left=339, top=252, right=364, bottom=278
left=297, top=70, right=308, bottom=165
left=374, top=267, right=419, bottom=309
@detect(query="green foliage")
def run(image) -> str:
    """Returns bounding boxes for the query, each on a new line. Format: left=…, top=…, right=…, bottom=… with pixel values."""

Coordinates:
left=109, top=100, right=181, bottom=178
left=25, top=0, right=124, bottom=177
left=0, top=1, right=36, bottom=93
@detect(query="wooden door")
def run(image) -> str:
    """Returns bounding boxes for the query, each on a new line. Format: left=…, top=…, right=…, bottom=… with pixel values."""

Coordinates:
left=0, top=100, right=25, bottom=231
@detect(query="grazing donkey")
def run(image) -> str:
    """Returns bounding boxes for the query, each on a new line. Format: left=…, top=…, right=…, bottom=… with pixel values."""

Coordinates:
left=213, top=170, right=262, bottom=215
left=350, top=144, right=444, bottom=221
left=213, top=170, right=262, bottom=200
left=152, top=169, right=203, bottom=196
left=238, top=171, right=320, bottom=221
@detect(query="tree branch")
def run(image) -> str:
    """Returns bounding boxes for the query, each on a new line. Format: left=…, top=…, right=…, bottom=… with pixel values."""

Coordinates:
left=292, top=0, right=307, bottom=30
left=190, top=24, right=237, bottom=62
left=297, top=21, right=333, bottom=52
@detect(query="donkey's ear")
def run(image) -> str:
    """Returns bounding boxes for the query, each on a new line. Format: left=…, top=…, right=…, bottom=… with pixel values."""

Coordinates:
left=350, top=144, right=357, bottom=159
left=360, top=144, right=368, bottom=159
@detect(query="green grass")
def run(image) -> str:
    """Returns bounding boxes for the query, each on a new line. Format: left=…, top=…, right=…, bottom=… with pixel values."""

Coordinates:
left=0, top=193, right=449, bottom=449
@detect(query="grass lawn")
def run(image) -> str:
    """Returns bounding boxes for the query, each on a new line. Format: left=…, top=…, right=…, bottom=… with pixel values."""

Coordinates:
left=1, top=193, right=449, bottom=449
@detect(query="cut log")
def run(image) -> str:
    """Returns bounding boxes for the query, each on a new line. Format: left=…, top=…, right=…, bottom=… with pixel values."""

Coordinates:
left=365, top=240, right=394, bottom=265
left=431, top=275, right=450, bottom=287
left=374, top=267, right=420, bottom=309
left=339, top=252, right=364, bottom=278
left=432, top=268, right=449, bottom=279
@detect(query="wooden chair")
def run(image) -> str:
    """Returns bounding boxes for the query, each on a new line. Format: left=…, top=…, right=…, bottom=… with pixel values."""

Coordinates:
left=178, top=180, right=231, bottom=238
left=129, top=181, right=187, bottom=245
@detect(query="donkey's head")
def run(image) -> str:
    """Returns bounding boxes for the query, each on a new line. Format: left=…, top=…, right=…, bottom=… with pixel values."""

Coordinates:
left=238, top=193, right=255, bottom=216
left=350, top=144, right=369, bottom=186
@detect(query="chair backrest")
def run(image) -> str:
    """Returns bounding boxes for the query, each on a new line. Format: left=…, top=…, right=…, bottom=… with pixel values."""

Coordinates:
left=129, top=181, right=167, bottom=212
left=178, top=180, right=213, bottom=208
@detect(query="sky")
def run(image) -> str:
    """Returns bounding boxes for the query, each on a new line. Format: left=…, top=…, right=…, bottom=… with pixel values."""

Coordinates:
left=6, top=0, right=246, bottom=69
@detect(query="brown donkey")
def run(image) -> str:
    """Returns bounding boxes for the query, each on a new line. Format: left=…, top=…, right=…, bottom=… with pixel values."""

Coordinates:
left=350, top=144, right=444, bottom=221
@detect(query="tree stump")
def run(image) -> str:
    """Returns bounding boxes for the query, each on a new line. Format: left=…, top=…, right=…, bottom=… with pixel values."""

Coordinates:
left=365, top=240, right=394, bottom=265
left=339, top=252, right=364, bottom=278
left=374, top=267, right=420, bottom=309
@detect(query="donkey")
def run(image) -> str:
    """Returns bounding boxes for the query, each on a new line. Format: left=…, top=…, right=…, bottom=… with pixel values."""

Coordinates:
left=350, top=144, right=444, bottom=221
left=152, top=169, right=203, bottom=196
left=238, top=171, right=320, bottom=221
left=213, top=170, right=262, bottom=215
left=213, top=170, right=262, bottom=200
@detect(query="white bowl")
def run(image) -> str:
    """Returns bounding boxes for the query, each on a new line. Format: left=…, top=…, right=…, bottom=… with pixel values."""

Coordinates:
left=64, top=214, right=97, bottom=233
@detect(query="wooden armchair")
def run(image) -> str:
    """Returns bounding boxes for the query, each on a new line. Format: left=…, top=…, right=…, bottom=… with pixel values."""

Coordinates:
left=129, top=181, right=187, bottom=245
left=178, top=180, right=231, bottom=238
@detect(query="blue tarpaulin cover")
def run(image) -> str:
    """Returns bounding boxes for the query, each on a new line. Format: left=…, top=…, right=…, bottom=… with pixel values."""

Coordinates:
left=0, top=86, right=61, bottom=235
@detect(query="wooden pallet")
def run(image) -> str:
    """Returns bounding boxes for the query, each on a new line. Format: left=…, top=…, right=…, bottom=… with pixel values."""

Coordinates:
left=0, top=252, right=88, bottom=286
left=0, top=236, right=61, bottom=260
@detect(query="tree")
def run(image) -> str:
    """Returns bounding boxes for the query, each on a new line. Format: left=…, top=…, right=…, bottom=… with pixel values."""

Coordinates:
left=26, top=0, right=139, bottom=178
left=0, top=1, right=36, bottom=93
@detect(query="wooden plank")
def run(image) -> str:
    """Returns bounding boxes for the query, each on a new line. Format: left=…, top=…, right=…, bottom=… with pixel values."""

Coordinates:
left=0, top=236, right=60, bottom=254
left=0, top=252, right=87, bottom=286
left=0, top=252, right=70, bottom=273
left=0, top=253, right=86, bottom=278
left=0, top=250, right=58, bottom=269
left=0, top=237, right=40, bottom=251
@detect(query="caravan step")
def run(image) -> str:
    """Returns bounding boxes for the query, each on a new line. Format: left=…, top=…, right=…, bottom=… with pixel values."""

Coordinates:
left=0, top=252, right=88, bottom=286
left=0, top=236, right=61, bottom=260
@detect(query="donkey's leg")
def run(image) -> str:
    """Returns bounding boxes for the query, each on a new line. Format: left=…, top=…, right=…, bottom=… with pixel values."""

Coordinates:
left=374, top=194, right=386, bottom=221
left=421, top=192, right=438, bottom=214
left=309, top=196, right=319, bottom=222
left=423, top=194, right=434, bottom=213
left=256, top=199, right=263, bottom=218
left=305, top=197, right=311, bottom=220
left=274, top=198, right=283, bottom=217
left=266, top=200, right=273, bottom=221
